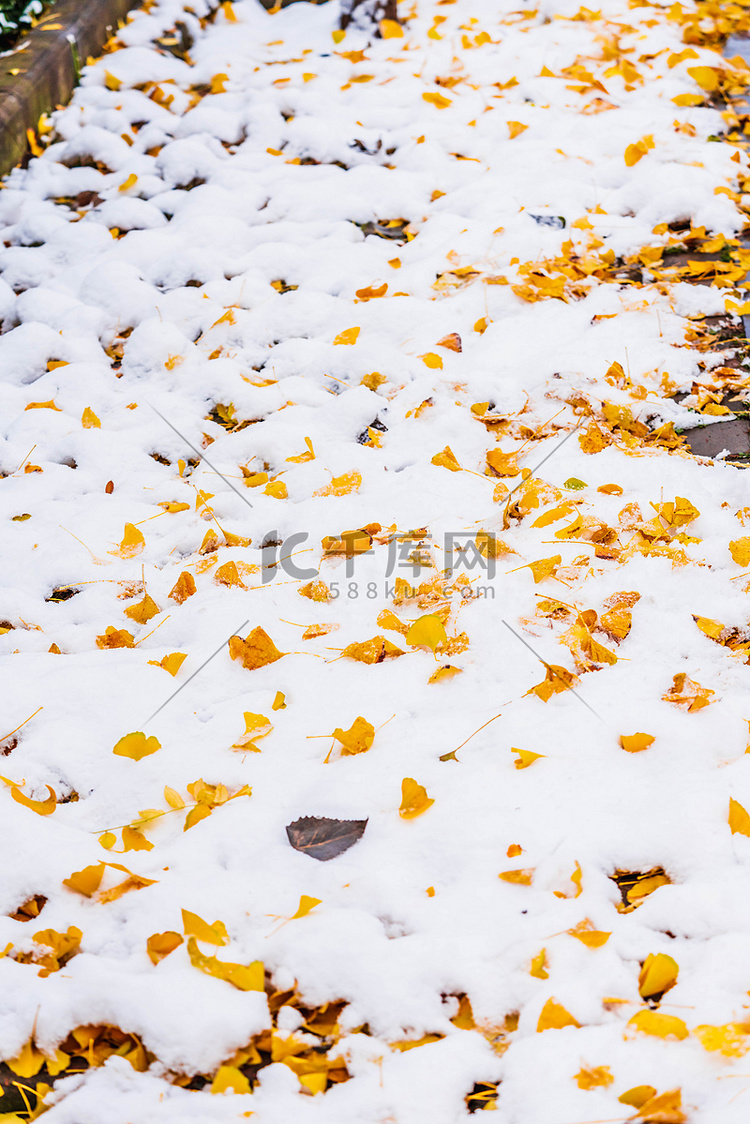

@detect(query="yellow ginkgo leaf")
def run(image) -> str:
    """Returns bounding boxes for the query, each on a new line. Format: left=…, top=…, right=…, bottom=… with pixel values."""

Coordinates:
left=81, top=407, right=101, bottom=428
left=11, top=785, right=56, bottom=816
left=405, top=614, right=447, bottom=651
left=423, top=91, right=452, bottom=108
left=122, top=826, right=153, bottom=852
left=113, top=732, right=161, bottom=761
left=25, top=400, right=61, bottom=411
left=498, top=868, right=534, bottom=885
left=525, top=555, right=562, bottom=584
left=380, top=17, right=403, bottom=37
left=693, top=1022, right=750, bottom=1057
left=286, top=436, right=315, bottom=463
left=687, top=65, right=719, bottom=90
left=341, top=636, right=404, bottom=663
left=184, top=803, right=213, bottom=831
left=431, top=446, right=462, bottom=472
left=182, top=909, right=229, bottom=946
left=264, top=480, right=288, bottom=499
left=290, top=895, right=321, bottom=920
left=147, top=931, right=183, bottom=965
left=233, top=711, right=273, bottom=751
left=619, top=1086, right=657, bottom=1109
left=211, top=1065, right=251, bottom=1094
left=333, top=327, right=360, bottom=345
left=229, top=627, right=284, bottom=670
left=632, top=1089, right=685, bottom=1122
left=619, top=733, right=655, bottom=753
left=272, top=691, right=286, bottom=710
left=169, top=571, right=196, bottom=603
left=187, top=937, right=263, bottom=990
left=627, top=1010, right=688, bottom=1039
left=399, top=777, right=434, bottom=819
left=508, top=120, right=528, bottom=138
left=429, top=664, right=463, bottom=683
left=576, top=1065, right=614, bottom=1090
left=100, top=875, right=156, bottom=905
left=148, top=652, right=187, bottom=676
left=536, top=998, right=580, bottom=1032
left=214, top=561, right=247, bottom=588
left=314, top=471, right=362, bottom=497
left=513, top=748, right=544, bottom=769
left=62, top=863, right=106, bottom=897
left=332, top=717, right=375, bottom=755
left=638, top=953, right=679, bottom=999
left=123, top=594, right=160, bottom=624
left=111, top=523, right=145, bottom=559
left=486, top=449, right=521, bottom=477
left=729, top=797, right=750, bottom=836
left=530, top=948, right=548, bottom=978
left=567, top=919, right=610, bottom=947
left=164, top=786, right=185, bottom=809
left=419, top=352, right=443, bottom=369
left=730, top=537, right=750, bottom=566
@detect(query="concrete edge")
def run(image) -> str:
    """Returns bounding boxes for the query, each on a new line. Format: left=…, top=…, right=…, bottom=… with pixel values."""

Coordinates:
left=0, top=0, right=142, bottom=177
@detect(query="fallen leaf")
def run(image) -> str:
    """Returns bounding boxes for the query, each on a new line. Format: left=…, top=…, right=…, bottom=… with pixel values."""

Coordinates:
left=11, top=785, right=56, bottom=816
left=314, top=471, right=362, bottom=497
left=638, top=953, right=679, bottom=999
left=525, top=555, right=562, bottom=583
left=567, top=919, right=610, bottom=947
left=272, top=691, right=286, bottom=710
left=405, top=614, right=447, bottom=651
left=148, top=652, right=187, bottom=676
left=693, top=1022, right=750, bottom=1057
left=211, top=1065, right=251, bottom=1094
left=513, top=748, right=544, bottom=769
left=530, top=948, right=548, bottom=978
left=290, top=894, right=321, bottom=920
left=619, top=1086, right=657, bottom=1108
left=229, top=627, right=284, bottom=670
left=182, top=909, right=229, bottom=946
left=81, top=407, right=101, bottom=428
left=147, top=931, right=183, bottom=965
left=730, top=536, right=750, bottom=566
left=99, top=873, right=156, bottom=903
left=123, top=594, right=160, bottom=624
left=399, top=777, right=434, bottom=819
left=429, top=664, right=463, bottom=683
left=111, top=523, right=145, bottom=558
left=341, top=636, right=404, bottom=663
left=729, top=796, right=750, bottom=836
left=687, top=64, right=719, bottom=90
left=63, top=863, right=106, bottom=897
left=286, top=816, right=368, bottom=861
left=576, top=1065, right=614, bottom=1090
left=96, top=626, right=135, bottom=649
left=437, top=333, right=462, bottom=352
left=122, top=826, right=153, bottom=852
left=420, top=352, right=443, bottom=369
left=662, top=672, right=714, bottom=712
left=333, top=327, right=360, bottom=345
left=431, top=446, right=462, bottom=471
left=499, top=867, right=534, bottom=884
left=486, top=449, right=521, bottom=476
left=632, top=1088, right=686, bottom=1123
left=423, top=91, right=452, bottom=108
left=113, top=732, right=161, bottom=761
left=168, top=571, right=196, bottom=603
left=619, top=733, right=655, bottom=753
left=527, top=663, right=580, bottom=702
left=508, top=120, right=528, bottom=138
left=536, top=998, right=580, bottom=1032
left=628, top=1010, right=688, bottom=1040
left=233, top=712, right=273, bottom=751
left=187, top=937, right=263, bottom=990
left=332, top=717, right=375, bottom=755
left=380, top=17, right=403, bottom=37
left=214, top=561, right=247, bottom=588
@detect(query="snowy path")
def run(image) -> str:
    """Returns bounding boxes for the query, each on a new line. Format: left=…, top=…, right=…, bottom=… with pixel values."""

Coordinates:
left=2, top=0, right=750, bottom=1120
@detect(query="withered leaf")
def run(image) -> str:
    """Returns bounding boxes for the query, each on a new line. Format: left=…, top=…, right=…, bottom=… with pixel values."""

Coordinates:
left=286, top=816, right=368, bottom=861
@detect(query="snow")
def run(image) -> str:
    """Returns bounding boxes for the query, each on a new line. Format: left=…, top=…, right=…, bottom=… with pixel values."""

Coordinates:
left=2, top=0, right=750, bottom=1119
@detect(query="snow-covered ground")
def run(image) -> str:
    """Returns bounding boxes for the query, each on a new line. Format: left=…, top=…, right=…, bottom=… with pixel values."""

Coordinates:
left=2, top=0, right=750, bottom=1120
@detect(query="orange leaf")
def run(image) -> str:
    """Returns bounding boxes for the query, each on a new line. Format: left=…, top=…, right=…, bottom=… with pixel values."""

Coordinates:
left=182, top=909, right=229, bottom=946
left=332, top=717, right=375, bottom=755
left=619, top=733, right=655, bottom=753
left=399, top=778, right=434, bottom=819
left=536, top=998, right=580, bottom=1032
left=229, top=627, right=284, bottom=670
left=11, top=785, right=56, bottom=816
left=423, top=91, right=452, bottom=108
left=111, top=523, right=145, bottom=559
left=290, top=895, right=321, bottom=920
left=333, top=327, right=360, bottom=345
left=147, top=931, right=183, bottom=965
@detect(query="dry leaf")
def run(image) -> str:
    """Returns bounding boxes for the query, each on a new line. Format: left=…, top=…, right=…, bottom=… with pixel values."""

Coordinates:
left=513, top=748, right=544, bottom=769
left=730, top=536, right=750, bottom=566
left=567, top=919, right=610, bottom=947
left=314, top=471, right=362, bottom=497
left=286, top=816, right=368, bottom=861
left=527, top=663, right=580, bottom=702
left=431, top=446, right=462, bottom=472
left=99, top=873, right=156, bottom=903
left=96, top=626, right=135, bottom=649
left=437, top=333, right=462, bottom=352
left=229, top=627, right=284, bottom=670
left=662, top=672, right=714, bottom=712
left=333, top=327, right=360, bottom=345
left=399, top=777, right=434, bottom=819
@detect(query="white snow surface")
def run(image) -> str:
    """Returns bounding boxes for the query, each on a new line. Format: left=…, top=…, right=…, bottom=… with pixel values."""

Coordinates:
left=1, top=0, right=750, bottom=1120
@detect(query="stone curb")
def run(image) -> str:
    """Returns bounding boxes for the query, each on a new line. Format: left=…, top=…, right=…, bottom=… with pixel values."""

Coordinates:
left=0, top=0, right=141, bottom=177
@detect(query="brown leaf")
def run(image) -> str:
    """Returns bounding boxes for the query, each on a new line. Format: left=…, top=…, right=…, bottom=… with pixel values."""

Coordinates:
left=286, top=816, right=368, bottom=861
